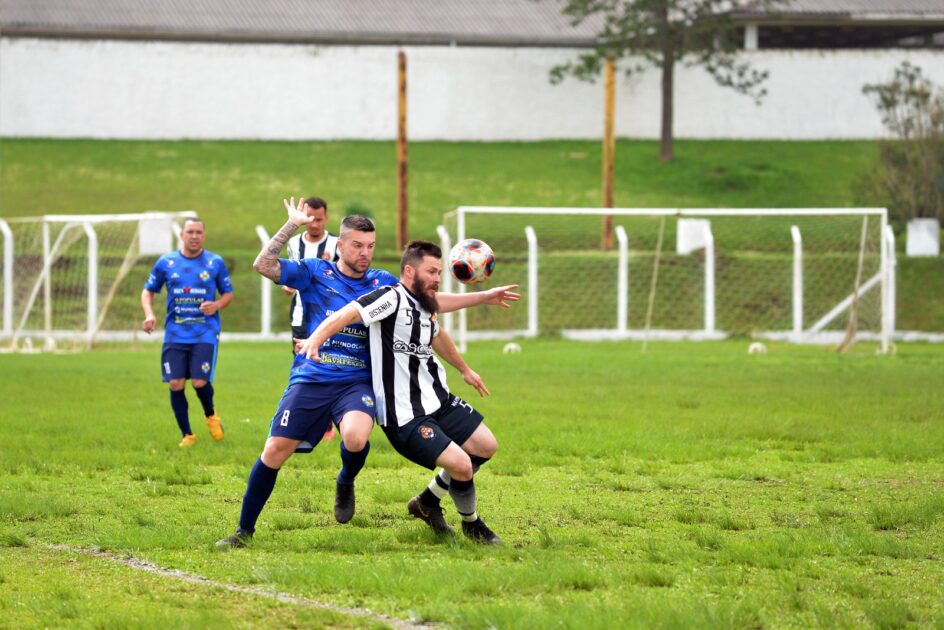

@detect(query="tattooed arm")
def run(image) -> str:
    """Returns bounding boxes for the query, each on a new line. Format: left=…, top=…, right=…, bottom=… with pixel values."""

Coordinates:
left=252, top=197, right=313, bottom=282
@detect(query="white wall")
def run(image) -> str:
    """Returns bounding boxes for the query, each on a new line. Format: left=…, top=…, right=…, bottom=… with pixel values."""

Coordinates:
left=2, top=37, right=942, bottom=140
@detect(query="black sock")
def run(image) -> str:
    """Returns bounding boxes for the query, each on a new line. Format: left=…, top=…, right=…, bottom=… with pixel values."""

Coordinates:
left=449, top=477, right=478, bottom=522
left=239, top=458, right=280, bottom=533
left=194, top=382, right=215, bottom=417
left=337, top=440, right=370, bottom=484
left=169, top=389, right=191, bottom=435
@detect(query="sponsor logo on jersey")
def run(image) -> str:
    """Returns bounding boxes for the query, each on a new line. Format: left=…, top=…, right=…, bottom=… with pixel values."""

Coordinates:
left=322, top=269, right=334, bottom=278
left=199, top=270, right=210, bottom=281
left=361, top=394, right=375, bottom=408
left=393, top=339, right=433, bottom=358
left=201, top=362, right=210, bottom=373
left=166, top=260, right=175, bottom=267
left=184, top=286, right=191, bottom=293
left=419, top=426, right=435, bottom=440
left=373, top=278, right=379, bottom=285
left=170, top=272, right=180, bottom=279
left=206, top=259, right=214, bottom=267
left=368, top=302, right=391, bottom=318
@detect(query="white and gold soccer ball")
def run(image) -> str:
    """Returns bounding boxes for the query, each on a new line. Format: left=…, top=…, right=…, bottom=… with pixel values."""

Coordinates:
left=448, top=238, right=495, bottom=285
left=747, top=342, right=768, bottom=355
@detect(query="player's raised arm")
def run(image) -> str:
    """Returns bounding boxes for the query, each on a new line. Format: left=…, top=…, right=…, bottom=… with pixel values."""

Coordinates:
left=252, top=196, right=313, bottom=282
left=437, top=284, right=521, bottom=313
left=432, top=327, right=490, bottom=397
left=298, top=302, right=364, bottom=361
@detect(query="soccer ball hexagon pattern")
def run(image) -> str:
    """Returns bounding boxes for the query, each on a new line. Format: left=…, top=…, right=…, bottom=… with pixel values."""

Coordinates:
left=448, top=238, right=495, bottom=284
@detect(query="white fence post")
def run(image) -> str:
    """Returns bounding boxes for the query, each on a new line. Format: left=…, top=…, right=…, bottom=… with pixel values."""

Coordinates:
left=703, top=222, right=715, bottom=334
left=0, top=219, right=12, bottom=338
left=791, top=225, right=803, bottom=341
left=526, top=226, right=538, bottom=337
left=616, top=225, right=628, bottom=333
left=880, top=210, right=890, bottom=354
left=254, top=225, right=273, bottom=336
left=436, top=225, right=454, bottom=336
left=82, top=222, right=98, bottom=342
left=885, top=225, right=896, bottom=337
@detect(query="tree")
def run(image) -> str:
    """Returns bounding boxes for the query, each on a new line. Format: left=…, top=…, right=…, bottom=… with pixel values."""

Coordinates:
left=551, top=0, right=777, bottom=162
left=860, top=62, right=944, bottom=225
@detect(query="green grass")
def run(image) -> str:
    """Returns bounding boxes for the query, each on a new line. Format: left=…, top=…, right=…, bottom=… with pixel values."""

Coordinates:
left=0, top=340, right=942, bottom=628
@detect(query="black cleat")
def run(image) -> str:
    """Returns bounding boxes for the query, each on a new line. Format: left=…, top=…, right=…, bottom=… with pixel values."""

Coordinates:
left=461, top=518, right=501, bottom=545
left=407, top=495, right=454, bottom=534
left=334, top=481, right=355, bottom=523
left=216, top=527, right=252, bottom=548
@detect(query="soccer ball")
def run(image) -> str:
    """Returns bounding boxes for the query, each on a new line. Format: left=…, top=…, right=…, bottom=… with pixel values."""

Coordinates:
left=449, top=238, right=495, bottom=284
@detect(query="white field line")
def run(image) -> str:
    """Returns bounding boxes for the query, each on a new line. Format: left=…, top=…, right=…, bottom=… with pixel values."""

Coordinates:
left=45, top=544, right=433, bottom=630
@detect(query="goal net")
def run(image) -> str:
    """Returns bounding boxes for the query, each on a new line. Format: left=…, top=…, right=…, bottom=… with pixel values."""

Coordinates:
left=0, top=212, right=196, bottom=352
left=439, top=207, right=893, bottom=351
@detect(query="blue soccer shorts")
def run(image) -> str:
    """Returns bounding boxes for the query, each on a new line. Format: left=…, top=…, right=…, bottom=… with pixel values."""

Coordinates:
left=268, top=380, right=377, bottom=453
left=161, top=342, right=218, bottom=382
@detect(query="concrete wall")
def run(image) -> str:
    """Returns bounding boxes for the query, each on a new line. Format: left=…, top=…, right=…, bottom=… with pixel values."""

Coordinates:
left=2, top=37, right=943, bottom=140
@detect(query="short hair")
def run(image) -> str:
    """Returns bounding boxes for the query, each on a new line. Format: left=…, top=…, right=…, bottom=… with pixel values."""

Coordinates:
left=304, top=197, right=327, bottom=212
left=400, top=240, right=442, bottom=272
left=340, top=214, right=375, bottom=235
left=182, top=218, right=205, bottom=229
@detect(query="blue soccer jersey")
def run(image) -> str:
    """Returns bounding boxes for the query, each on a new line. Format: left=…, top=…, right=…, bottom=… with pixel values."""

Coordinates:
left=144, top=249, right=233, bottom=345
left=279, top=258, right=397, bottom=386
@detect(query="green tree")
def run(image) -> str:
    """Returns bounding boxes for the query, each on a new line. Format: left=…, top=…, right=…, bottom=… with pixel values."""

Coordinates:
left=551, top=0, right=777, bottom=162
left=861, top=62, right=944, bottom=225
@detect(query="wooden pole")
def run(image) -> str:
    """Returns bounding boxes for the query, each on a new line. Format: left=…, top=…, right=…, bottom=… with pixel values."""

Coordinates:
left=602, top=57, right=616, bottom=251
left=397, top=51, right=409, bottom=250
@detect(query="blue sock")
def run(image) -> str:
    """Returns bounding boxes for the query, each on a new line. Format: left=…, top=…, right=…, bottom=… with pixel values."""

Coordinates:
left=169, top=389, right=191, bottom=436
left=194, top=382, right=215, bottom=416
left=337, top=440, right=370, bottom=484
left=239, top=458, right=280, bottom=533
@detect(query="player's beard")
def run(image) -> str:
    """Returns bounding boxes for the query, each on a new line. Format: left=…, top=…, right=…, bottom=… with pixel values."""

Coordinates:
left=411, top=276, right=439, bottom=314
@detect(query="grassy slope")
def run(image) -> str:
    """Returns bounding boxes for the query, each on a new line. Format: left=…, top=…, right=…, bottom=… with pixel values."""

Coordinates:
left=1, top=138, right=941, bottom=331
left=1, top=341, right=942, bottom=628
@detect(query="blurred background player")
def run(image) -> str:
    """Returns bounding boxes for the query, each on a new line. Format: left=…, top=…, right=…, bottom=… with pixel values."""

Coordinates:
left=141, top=218, right=233, bottom=447
left=283, top=196, right=339, bottom=348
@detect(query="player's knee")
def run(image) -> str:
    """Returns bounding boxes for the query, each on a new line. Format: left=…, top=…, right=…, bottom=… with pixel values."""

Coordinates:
left=191, top=379, right=207, bottom=389
left=261, top=440, right=294, bottom=468
left=446, top=457, right=473, bottom=482
left=168, top=379, right=186, bottom=391
left=342, top=431, right=369, bottom=452
left=480, top=437, right=498, bottom=459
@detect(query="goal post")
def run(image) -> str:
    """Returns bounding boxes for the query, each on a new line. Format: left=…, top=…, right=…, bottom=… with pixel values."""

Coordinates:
left=0, top=211, right=196, bottom=351
left=441, top=206, right=892, bottom=352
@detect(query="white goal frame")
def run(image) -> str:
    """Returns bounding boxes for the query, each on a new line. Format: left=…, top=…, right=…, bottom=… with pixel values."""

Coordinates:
left=443, top=206, right=892, bottom=353
left=0, top=211, right=196, bottom=349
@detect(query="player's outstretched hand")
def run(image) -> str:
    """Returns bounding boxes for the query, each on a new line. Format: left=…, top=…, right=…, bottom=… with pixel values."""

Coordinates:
left=284, top=196, right=314, bottom=227
left=482, top=284, right=520, bottom=309
left=462, top=369, right=490, bottom=397
left=142, top=315, right=157, bottom=334
left=281, top=285, right=296, bottom=296
left=296, top=336, right=321, bottom=362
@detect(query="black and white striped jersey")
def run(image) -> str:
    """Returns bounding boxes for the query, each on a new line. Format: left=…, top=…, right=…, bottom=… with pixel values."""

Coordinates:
left=354, top=283, right=450, bottom=428
left=286, top=232, right=340, bottom=327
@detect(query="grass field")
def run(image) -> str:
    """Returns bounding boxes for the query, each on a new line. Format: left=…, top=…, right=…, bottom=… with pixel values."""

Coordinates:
left=1, top=340, right=942, bottom=628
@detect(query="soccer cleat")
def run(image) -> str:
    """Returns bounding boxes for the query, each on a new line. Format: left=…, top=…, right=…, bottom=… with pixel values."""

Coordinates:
left=461, top=518, right=501, bottom=545
left=205, top=414, right=225, bottom=441
left=334, top=481, right=355, bottom=523
left=407, top=496, right=454, bottom=535
left=215, top=527, right=252, bottom=548
left=178, top=434, right=198, bottom=448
